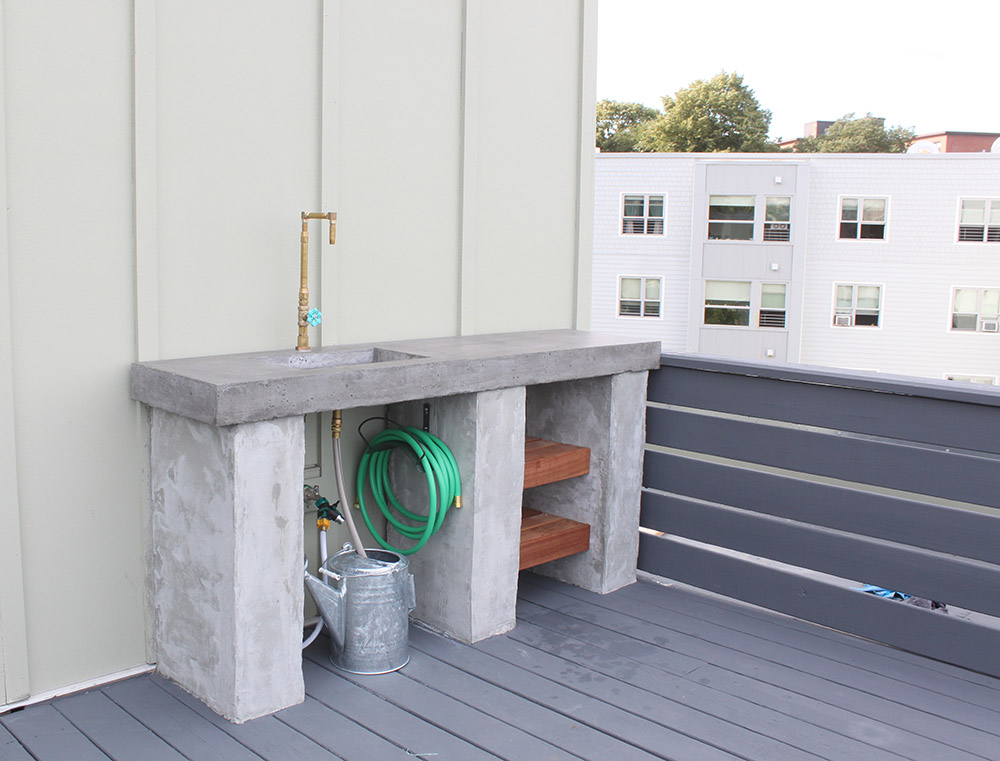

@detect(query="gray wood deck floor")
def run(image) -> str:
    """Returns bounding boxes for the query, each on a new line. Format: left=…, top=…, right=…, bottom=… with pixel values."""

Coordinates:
left=4, top=573, right=999, bottom=761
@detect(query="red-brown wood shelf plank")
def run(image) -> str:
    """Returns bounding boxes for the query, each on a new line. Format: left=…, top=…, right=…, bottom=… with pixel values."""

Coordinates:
left=519, top=507, right=590, bottom=570
left=523, top=437, right=590, bottom=490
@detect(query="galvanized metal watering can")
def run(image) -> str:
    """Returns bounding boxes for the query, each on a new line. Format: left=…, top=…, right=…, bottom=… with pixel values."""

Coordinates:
left=304, top=545, right=416, bottom=674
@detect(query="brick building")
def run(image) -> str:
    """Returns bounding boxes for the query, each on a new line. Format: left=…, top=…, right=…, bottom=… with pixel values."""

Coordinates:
left=909, top=131, right=1000, bottom=153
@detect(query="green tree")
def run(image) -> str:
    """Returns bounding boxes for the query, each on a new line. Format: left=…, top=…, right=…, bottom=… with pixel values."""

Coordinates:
left=596, top=99, right=660, bottom=152
left=640, top=72, right=775, bottom=153
left=794, top=113, right=915, bottom=153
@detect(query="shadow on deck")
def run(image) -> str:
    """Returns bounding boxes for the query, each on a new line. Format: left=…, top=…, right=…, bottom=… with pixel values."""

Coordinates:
left=4, top=573, right=999, bottom=761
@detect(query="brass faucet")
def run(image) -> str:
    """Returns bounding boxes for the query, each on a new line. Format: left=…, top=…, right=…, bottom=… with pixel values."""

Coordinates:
left=297, top=211, right=337, bottom=351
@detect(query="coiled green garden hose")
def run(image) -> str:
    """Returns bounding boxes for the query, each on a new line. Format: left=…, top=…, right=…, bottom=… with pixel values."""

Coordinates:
left=355, top=426, right=462, bottom=555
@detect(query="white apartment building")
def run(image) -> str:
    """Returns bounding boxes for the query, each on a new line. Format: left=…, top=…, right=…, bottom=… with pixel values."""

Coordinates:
left=592, top=153, right=1000, bottom=384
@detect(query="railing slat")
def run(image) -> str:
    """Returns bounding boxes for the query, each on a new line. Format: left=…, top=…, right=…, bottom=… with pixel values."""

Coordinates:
left=646, top=406, right=1000, bottom=510
left=649, top=365, right=1000, bottom=455
left=642, top=450, right=1000, bottom=564
left=638, top=533, right=1000, bottom=679
left=641, top=491, right=1000, bottom=618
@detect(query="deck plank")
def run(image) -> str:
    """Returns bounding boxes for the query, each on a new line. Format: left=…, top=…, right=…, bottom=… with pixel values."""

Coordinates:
left=520, top=577, right=1000, bottom=760
left=412, top=626, right=741, bottom=761
left=306, top=648, right=585, bottom=761
left=408, top=626, right=662, bottom=761
left=617, top=576, right=1000, bottom=710
left=276, top=693, right=412, bottom=761
left=513, top=601, right=929, bottom=761
left=527, top=576, right=1000, bottom=731
left=504, top=615, right=905, bottom=761
left=5, top=575, right=1000, bottom=761
left=473, top=624, right=819, bottom=761
left=53, top=690, right=188, bottom=761
left=301, top=656, right=503, bottom=761
left=101, top=676, right=263, bottom=761
left=0, top=724, right=35, bottom=761
left=0, top=704, right=109, bottom=761
left=150, top=676, right=341, bottom=761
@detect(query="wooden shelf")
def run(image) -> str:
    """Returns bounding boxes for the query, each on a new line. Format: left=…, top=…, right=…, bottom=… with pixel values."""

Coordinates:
left=520, top=437, right=592, bottom=569
left=523, top=437, right=590, bottom=489
left=519, top=508, right=590, bottom=570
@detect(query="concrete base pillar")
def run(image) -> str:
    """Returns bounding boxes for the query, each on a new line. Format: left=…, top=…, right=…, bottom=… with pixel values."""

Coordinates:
left=388, top=387, right=526, bottom=643
left=524, top=371, right=648, bottom=593
left=149, top=410, right=304, bottom=723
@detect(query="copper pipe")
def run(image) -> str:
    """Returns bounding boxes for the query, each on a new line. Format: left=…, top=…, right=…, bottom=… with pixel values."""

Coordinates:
left=296, top=212, right=337, bottom=351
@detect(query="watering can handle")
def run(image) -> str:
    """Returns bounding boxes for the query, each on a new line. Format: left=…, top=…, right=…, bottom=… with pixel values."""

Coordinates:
left=404, top=573, right=416, bottom=611
left=319, top=566, right=343, bottom=587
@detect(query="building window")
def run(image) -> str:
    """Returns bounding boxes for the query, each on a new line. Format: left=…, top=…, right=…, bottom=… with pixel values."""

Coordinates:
left=839, top=197, right=887, bottom=239
left=619, top=276, right=662, bottom=317
left=958, top=199, right=1000, bottom=243
left=951, top=288, right=1000, bottom=332
left=763, top=197, right=791, bottom=241
left=704, top=280, right=751, bottom=325
left=834, top=284, right=881, bottom=327
left=622, top=195, right=664, bottom=235
left=708, top=196, right=754, bottom=240
left=945, top=374, right=997, bottom=385
left=759, top=283, right=787, bottom=327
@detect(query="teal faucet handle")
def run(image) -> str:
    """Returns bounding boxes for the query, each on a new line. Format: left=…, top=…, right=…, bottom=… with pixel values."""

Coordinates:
left=306, top=308, right=322, bottom=327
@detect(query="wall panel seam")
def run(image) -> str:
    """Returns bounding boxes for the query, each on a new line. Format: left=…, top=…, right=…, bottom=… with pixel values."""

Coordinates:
left=0, top=0, right=31, bottom=704
left=133, top=0, right=159, bottom=362
left=458, top=0, right=480, bottom=336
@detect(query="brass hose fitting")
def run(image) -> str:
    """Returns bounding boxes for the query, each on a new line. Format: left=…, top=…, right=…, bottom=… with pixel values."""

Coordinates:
left=332, top=409, right=343, bottom=439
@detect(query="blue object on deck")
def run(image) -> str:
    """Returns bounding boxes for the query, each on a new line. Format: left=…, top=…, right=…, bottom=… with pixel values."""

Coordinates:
left=858, top=584, right=911, bottom=601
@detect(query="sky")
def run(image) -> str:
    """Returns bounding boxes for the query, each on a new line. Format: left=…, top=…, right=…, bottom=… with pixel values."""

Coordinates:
left=596, top=1, right=999, bottom=142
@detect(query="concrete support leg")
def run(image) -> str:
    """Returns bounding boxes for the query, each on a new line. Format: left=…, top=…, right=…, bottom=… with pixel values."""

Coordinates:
left=524, top=371, right=648, bottom=593
left=388, top=387, right=526, bottom=643
left=149, top=410, right=304, bottom=723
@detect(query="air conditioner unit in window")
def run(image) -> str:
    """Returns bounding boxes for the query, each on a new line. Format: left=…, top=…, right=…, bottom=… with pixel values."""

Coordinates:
left=834, top=314, right=853, bottom=327
left=981, top=320, right=1000, bottom=333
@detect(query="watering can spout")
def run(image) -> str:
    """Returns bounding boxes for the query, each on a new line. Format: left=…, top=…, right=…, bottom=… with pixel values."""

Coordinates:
left=304, top=567, right=346, bottom=650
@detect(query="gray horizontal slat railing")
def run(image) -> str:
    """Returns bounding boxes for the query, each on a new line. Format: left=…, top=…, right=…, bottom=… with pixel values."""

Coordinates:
left=641, top=491, right=1000, bottom=617
left=646, top=406, right=1000, bottom=509
left=638, top=533, right=1000, bottom=677
left=643, top=451, right=1000, bottom=564
left=640, top=354, right=1000, bottom=678
left=648, top=356, right=1000, bottom=454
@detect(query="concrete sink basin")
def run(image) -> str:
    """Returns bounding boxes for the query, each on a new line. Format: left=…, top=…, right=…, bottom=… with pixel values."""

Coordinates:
left=260, top=347, right=426, bottom=369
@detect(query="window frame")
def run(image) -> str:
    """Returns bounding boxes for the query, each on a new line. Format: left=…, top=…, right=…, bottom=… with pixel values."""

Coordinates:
left=706, top=194, right=793, bottom=243
left=702, top=280, right=789, bottom=329
left=620, top=193, right=666, bottom=236
left=758, top=282, right=787, bottom=328
left=949, top=286, right=1000, bottom=333
left=707, top=195, right=755, bottom=241
left=763, top=196, right=792, bottom=242
left=956, top=198, right=1000, bottom=244
left=837, top=196, right=889, bottom=241
left=617, top=275, right=663, bottom=319
left=832, top=282, right=883, bottom=328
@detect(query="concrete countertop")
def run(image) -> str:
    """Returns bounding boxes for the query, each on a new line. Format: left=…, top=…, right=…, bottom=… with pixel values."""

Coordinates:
left=131, top=330, right=661, bottom=426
